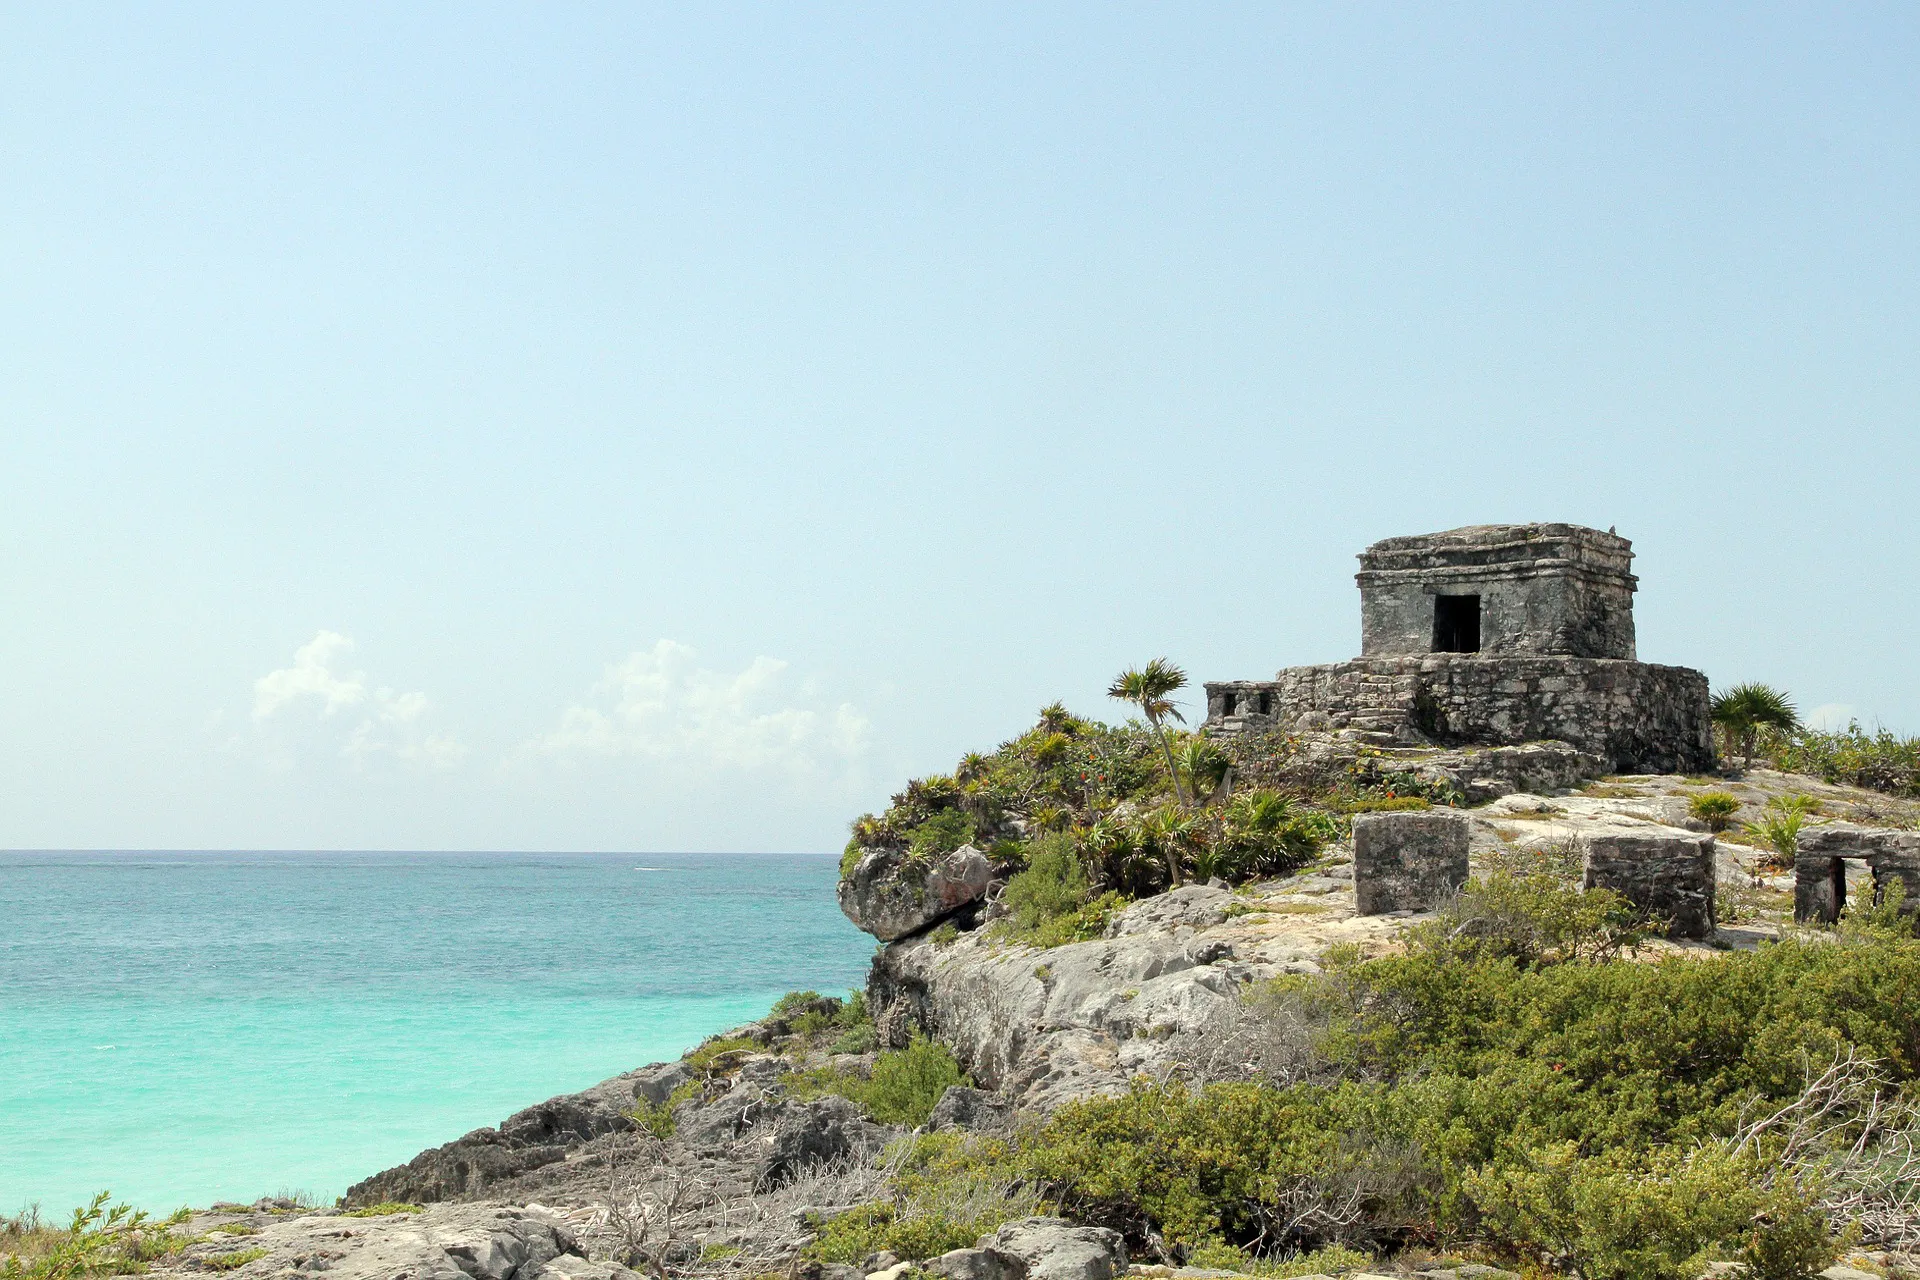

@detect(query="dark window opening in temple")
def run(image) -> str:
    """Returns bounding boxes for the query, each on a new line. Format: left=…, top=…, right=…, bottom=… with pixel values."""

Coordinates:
left=1833, top=859, right=1849, bottom=916
left=1257, top=691, right=1272, bottom=715
left=1220, top=693, right=1237, bottom=717
left=1433, top=594, right=1482, bottom=653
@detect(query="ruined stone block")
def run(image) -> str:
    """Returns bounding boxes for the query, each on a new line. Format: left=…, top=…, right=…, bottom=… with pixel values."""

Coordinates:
left=1577, top=830, right=1716, bottom=939
left=1794, top=824, right=1920, bottom=923
left=1352, top=811, right=1471, bottom=915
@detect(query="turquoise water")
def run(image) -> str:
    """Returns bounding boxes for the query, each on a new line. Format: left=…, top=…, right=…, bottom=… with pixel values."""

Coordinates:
left=0, top=851, right=871, bottom=1216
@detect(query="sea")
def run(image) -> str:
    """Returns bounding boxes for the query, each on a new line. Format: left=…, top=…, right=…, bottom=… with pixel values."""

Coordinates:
left=0, top=851, right=872, bottom=1217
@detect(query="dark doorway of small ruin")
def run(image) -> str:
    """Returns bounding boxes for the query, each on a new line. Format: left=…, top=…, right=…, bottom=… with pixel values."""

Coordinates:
left=1433, top=594, right=1482, bottom=653
left=1831, top=858, right=1848, bottom=918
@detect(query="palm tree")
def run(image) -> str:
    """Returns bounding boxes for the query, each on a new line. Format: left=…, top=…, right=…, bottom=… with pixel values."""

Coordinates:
left=1711, top=682, right=1800, bottom=766
left=1108, top=658, right=1191, bottom=807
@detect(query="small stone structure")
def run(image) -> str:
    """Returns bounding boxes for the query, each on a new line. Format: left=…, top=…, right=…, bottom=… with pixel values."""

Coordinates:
left=1577, top=830, right=1716, bottom=939
left=1352, top=810, right=1471, bottom=915
left=1205, top=523, right=1714, bottom=774
left=1793, top=824, right=1920, bottom=924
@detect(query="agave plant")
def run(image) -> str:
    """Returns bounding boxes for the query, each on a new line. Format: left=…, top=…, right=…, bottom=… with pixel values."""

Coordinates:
left=1037, top=701, right=1075, bottom=734
left=1175, top=735, right=1232, bottom=806
left=1711, top=683, right=1800, bottom=765
left=1743, top=808, right=1806, bottom=868
left=1139, top=803, right=1200, bottom=887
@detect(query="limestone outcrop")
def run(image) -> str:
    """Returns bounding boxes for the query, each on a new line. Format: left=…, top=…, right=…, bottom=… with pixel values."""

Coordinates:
left=159, top=1204, right=636, bottom=1280
left=837, top=844, right=993, bottom=941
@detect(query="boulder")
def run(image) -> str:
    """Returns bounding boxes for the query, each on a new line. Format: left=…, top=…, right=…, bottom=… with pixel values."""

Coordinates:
left=979, top=1219, right=1126, bottom=1280
left=926, top=1086, right=1010, bottom=1132
left=925, top=1246, right=1029, bottom=1280
left=170, top=1204, right=636, bottom=1280
left=755, top=1096, right=890, bottom=1187
left=838, top=845, right=994, bottom=941
left=630, top=1060, right=692, bottom=1106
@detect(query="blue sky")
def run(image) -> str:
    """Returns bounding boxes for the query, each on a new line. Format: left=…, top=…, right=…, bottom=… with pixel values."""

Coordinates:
left=3, top=4, right=1915, bottom=851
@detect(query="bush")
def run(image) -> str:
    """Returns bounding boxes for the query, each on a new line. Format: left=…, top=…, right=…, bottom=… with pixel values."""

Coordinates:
left=1014, top=875, right=1920, bottom=1266
left=811, top=1132, right=1044, bottom=1263
left=0, top=1193, right=179, bottom=1280
left=1766, top=722, right=1920, bottom=798
left=791, top=1036, right=969, bottom=1128
left=1466, top=1142, right=1830, bottom=1280
left=338, top=1202, right=421, bottom=1218
left=204, top=1250, right=270, bottom=1272
left=1689, top=791, right=1742, bottom=832
left=908, top=809, right=977, bottom=859
left=1024, top=891, right=1130, bottom=949
left=1002, top=833, right=1090, bottom=928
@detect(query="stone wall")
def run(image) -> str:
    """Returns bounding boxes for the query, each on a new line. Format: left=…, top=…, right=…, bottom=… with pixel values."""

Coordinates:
left=1793, top=824, right=1920, bottom=923
left=1206, top=655, right=1713, bottom=775
left=1577, top=829, right=1716, bottom=939
left=1352, top=811, right=1470, bottom=915
left=1357, top=524, right=1637, bottom=660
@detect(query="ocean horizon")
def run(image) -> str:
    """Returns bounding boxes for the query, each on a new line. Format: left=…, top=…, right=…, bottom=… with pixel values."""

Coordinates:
left=0, top=850, right=872, bottom=1216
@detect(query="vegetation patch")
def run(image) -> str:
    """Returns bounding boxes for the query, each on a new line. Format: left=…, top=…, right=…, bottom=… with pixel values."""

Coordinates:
left=809, top=1133, right=1045, bottom=1265
left=338, top=1202, right=421, bottom=1218
left=788, top=1036, right=969, bottom=1128
left=202, top=1248, right=269, bottom=1272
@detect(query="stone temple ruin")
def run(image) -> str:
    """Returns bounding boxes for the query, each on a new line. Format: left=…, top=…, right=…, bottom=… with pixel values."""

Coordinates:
left=1205, top=523, right=1715, bottom=775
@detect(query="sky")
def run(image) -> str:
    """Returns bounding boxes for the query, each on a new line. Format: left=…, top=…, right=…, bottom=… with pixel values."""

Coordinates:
left=3, top=3, right=1916, bottom=852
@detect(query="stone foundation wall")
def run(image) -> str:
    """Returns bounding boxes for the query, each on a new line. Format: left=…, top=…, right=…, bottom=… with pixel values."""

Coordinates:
left=1578, top=830, right=1717, bottom=939
left=1793, top=824, right=1920, bottom=923
left=1206, top=655, right=1712, bottom=775
left=1352, top=811, right=1470, bottom=915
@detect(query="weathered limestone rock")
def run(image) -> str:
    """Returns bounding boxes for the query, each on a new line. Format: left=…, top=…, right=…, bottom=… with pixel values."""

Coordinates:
left=866, top=890, right=1244, bottom=1110
left=980, top=1219, right=1126, bottom=1280
left=925, top=1246, right=1028, bottom=1280
left=344, top=1070, right=642, bottom=1206
left=629, top=1059, right=692, bottom=1106
left=1794, top=824, right=1920, bottom=923
left=1578, top=829, right=1716, bottom=939
left=926, top=1085, right=1011, bottom=1132
left=1352, top=811, right=1470, bottom=915
left=838, top=844, right=994, bottom=941
left=165, top=1204, right=636, bottom=1280
left=754, top=1096, right=888, bottom=1188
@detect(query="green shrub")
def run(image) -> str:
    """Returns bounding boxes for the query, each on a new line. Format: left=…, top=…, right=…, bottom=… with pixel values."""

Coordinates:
left=1342, top=795, right=1432, bottom=814
left=1466, top=1142, right=1830, bottom=1280
left=1002, top=833, right=1090, bottom=929
left=203, top=1249, right=269, bottom=1272
left=338, top=1202, right=423, bottom=1218
left=810, top=1133, right=1043, bottom=1263
left=862, top=1036, right=969, bottom=1126
left=790, top=1036, right=969, bottom=1128
left=1689, top=791, right=1743, bottom=832
left=627, top=1080, right=698, bottom=1139
left=1766, top=722, right=1920, bottom=798
left=829, top=1021, right=879, bottom=1055
left=1743, top=809, right=1806, bottom=867
left=1015, top=878, right=1920, bottom=1263
left=1024, top=891, right=1129, bottom=949
left=684, top=1035, right=761, bottom=1077
left=0, top=1193, right=161, bottom=1280
left=1182, top=1242, right=1373, bottom=1277
left=908, top=809, right=977, bottom=859
left=1408, top=871, right=1647, bottom=967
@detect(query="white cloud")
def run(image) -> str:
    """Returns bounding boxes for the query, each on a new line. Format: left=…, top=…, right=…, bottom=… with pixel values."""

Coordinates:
left=250, top=631, right=467, bottom=769
left=1806, top=703, right=1858, bottom=733
left=528, top=639, right=870, bottom=776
